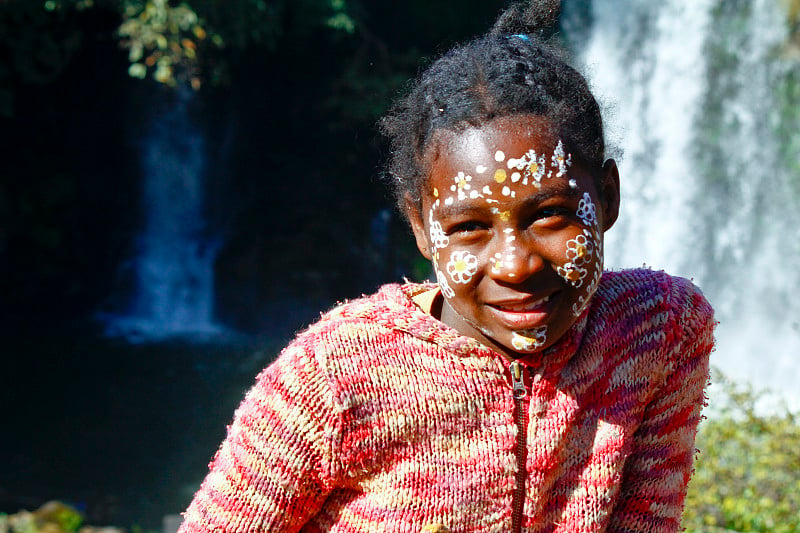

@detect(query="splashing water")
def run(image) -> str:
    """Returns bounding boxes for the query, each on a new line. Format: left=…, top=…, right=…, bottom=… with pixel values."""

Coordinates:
left=574, top=0, right=800, bottom=407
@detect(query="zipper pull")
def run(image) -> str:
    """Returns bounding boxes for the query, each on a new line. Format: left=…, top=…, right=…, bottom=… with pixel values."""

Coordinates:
left=509, top=360, right=527, bottom=399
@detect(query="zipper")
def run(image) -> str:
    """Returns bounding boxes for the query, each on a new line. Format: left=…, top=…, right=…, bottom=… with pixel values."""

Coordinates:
left=509, top=360, right=528, bottom=533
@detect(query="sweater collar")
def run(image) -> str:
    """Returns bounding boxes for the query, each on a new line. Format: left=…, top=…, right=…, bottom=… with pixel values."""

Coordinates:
left=375, top=282, right=589, bottom=370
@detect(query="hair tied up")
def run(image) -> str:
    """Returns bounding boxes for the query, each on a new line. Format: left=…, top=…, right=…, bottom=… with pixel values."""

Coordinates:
left=490, top=0, right=562, bottom=37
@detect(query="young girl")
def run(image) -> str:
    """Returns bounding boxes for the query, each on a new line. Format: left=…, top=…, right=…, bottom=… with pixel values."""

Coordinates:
left=178, top=1, right=715, bottom=531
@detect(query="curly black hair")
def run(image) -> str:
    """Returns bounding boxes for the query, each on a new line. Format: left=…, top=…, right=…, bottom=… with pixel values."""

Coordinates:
left=380, top=0, right=606, bottom=220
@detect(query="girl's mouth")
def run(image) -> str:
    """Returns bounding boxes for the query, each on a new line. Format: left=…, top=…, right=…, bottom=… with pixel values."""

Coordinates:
left=486, top=294, right=556, bottom=329
left=492, top=295, right=550, bottom=312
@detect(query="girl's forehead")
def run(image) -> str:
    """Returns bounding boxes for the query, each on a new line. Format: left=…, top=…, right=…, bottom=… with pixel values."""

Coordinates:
left=420, top=116, right=594, bottom=213
left=433, top=115, right=560, bottom=171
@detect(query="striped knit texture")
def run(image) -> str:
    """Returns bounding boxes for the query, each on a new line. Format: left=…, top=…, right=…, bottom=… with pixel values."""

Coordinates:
left=179, top=269, right=715, bottom=533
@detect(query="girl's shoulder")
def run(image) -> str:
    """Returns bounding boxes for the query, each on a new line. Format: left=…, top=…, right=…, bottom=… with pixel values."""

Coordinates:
left=598, top=268, right=712, bottom=316
left=594, top=268, right=715, bottom=345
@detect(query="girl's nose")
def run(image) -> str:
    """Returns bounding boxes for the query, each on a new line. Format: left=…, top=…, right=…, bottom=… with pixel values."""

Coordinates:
left=487, top=234, right=544, bottom=283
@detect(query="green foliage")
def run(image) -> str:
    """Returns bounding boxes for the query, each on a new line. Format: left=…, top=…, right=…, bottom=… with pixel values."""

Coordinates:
left=784, top=0, right=800, bottom=33
left=0, top=502, right=85, bottom=533
left=116, top=0, right=357, bottom=87
left=682, top=369, right=800, bottom=532
left=0, top=0, right=357, bottom=96
left=118, top=0, right=216, bottom=88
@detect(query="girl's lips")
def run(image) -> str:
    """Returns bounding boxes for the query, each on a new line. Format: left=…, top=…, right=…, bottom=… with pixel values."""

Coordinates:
left=485, top=294, right=556, bottom=329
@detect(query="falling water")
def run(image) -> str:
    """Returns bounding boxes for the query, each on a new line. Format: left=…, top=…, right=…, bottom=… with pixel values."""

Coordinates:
left=573, top=0, right=800, bottom=407
left=102, top=87, right=224, bottom=342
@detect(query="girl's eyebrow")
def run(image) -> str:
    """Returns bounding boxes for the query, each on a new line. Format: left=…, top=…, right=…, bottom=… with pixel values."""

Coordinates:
left=434, top=182, right=583, bottom=218
left=525, top=183, right=583, bottom=204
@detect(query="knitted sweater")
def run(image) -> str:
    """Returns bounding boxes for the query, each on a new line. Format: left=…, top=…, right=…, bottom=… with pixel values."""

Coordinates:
left=180, top=269, right=715, bottom=533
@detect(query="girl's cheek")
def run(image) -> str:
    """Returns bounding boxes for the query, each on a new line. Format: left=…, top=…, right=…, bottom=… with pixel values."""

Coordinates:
left=430, top=247, right=455, bottom=299
left=570, top=241, right=603, bottom=317
left=428, top=209, right=449, bottom=251
left=556, top=230, right=598, bottom=288
left=427, top=208, right=456, bottom=299
left=444, top=249, right=479, bottom=285
left=554, top=191, right=604, bottom=316
left=431, top=245, right=480, bottom=300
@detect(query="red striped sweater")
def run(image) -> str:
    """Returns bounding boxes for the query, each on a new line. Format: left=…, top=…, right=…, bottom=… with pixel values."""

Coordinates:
left=179, top=269, right=714, bottom=532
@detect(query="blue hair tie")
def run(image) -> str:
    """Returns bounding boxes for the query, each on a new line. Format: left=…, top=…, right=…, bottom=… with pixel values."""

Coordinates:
left=511, top=34, right=530, bottom=41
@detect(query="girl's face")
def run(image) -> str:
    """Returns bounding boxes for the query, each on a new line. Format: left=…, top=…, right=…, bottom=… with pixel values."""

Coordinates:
left=408, top=115, right=619, bottom=358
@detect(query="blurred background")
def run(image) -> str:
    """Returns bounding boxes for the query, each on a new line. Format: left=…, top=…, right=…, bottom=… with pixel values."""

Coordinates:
left=1, top=0, right=798, bottom=531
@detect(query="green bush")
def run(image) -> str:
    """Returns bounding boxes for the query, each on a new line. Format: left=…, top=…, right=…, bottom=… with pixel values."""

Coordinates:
left=683, top=370, right=800, bottom=532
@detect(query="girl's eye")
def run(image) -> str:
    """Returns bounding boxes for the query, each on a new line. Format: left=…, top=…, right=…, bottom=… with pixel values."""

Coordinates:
left=532, top=207, right=571, bottom=228
left=447, top=220, right=488, bottom=235
left=539, top=207, right=568, bottom=218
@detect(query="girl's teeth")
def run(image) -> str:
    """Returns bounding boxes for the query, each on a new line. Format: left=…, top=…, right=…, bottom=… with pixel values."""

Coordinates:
left=501, top=296, right=549, bottom=311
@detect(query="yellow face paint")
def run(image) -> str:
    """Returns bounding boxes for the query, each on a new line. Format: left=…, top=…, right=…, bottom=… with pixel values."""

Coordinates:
left=511, top=327, right=548, bottom=352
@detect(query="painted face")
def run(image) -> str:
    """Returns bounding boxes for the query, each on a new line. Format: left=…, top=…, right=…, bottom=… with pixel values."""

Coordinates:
left=409, top=115, right=619, bottom=358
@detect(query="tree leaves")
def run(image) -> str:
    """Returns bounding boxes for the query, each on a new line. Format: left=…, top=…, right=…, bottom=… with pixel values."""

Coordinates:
left=118, top=0, right=213, bottom=87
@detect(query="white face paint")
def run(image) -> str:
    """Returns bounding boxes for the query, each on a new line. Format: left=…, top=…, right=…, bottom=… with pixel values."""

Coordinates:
left=508, top=148, right=548, bottom=187
left=511, top=327, right=548, bottom=353
left=428, top=209, right=449, bottom=251
left=551, top=139, right=572, bottom=177
left=436, top=269, right=455, bottom=299
left=553, top=192, right=604, bottom=316
left=446, top=250, right=479, bottom=284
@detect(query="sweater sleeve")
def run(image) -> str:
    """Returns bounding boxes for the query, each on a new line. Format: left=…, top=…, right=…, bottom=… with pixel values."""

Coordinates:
left=178, top=341, right=341, bottom=533
left=607, top=277, right=715, bottom=533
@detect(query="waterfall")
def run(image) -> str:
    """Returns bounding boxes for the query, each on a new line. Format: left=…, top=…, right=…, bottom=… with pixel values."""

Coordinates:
left=573, top=0, right=800, bottom=406
left=102, top=86, right=225, bottom=342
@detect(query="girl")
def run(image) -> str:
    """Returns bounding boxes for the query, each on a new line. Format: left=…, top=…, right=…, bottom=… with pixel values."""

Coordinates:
left=179, top=1, right=715, bottom=531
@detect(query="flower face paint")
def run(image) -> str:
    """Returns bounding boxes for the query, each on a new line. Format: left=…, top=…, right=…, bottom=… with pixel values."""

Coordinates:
left=409, top=115, right=616, bottom=358
left=446, top=250, right=479, bottom=284
left=555, top=192, right=604, bottom=316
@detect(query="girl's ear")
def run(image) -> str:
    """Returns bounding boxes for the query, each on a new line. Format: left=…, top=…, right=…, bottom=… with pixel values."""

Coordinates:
left=405, top=194, right=433, bottom=260
left=600, top=158, right=621, bottom=231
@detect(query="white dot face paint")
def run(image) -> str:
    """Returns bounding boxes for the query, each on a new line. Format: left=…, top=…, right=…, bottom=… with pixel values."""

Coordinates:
left=417, top=116, right=610, bottom=358
left=428, top=210, right=449, bottom=251
left=491, top=252, right=504, bottom=275
left=576, top=192, right=597, bottom=226
left=436, top=269, right=455, bottom=299
left=508, top=148, right=549, bottom=186
left=551, top=140, right=572, bottom=177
